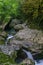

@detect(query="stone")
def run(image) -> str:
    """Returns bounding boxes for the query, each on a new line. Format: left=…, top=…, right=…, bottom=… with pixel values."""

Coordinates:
left=0, top=45, right=20, bottom=55
left=9, top=19, right=21, bottom=27
left=14, top=24, right=24, bottom=31
left=15, top=28, right=43, bottom=44
left=8, top=36, right=42, bottom=55
left=14, top=28, right=43, bottom=53
left=20, top=58, right=35, bottom=65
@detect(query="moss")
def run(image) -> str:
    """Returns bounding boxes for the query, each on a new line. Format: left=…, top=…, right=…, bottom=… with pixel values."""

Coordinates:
left=0, top=52, right=15, bottom=64
left=4, top=64, right=10, bottom=65
left=0, top=40, right=5, bottom=45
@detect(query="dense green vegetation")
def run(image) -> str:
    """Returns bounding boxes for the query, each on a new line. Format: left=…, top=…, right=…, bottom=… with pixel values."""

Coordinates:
left=0, top=52, right=15, bottom=64
left=0, top=51, right=19, bottom=65
left=0, top=0, right=43, bottom=29
left=21, top=0, right=43, bottom=29
left=0, top=0, right=21, bottom=25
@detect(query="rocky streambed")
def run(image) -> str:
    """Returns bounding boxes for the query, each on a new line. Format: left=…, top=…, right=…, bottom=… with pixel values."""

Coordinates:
left=0, top=19, right=43, bottom=65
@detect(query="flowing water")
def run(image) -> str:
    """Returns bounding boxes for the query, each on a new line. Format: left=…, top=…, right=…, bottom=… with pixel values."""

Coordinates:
left=35, top=60, right=43, bottom=65
left=5, top=34, right=13, bottom=45
left=23, top=49, right=34, bottom=60
left=6, top=35, right=43, bottom=65
left=23, top=49, right=43, bottom=65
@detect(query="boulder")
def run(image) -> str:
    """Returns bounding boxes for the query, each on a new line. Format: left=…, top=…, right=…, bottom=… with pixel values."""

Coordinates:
left=15, top=28, right=43, bottom=45
left=14, top=24, right=25, bottom=31
left=9, top=19, right=22, bottom=28
left=9, top=28, right=43, bottom=53
left=8, top=38, right=41, bottom=56
left=9, top=19, right=26, bottom=31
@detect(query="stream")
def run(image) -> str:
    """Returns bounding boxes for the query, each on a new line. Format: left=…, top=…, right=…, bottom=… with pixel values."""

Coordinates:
left=23, top=49, right=43, bottom=65
left=35, top=60, right=43, bottom=65
left=6, top=35, right=43, bottom=65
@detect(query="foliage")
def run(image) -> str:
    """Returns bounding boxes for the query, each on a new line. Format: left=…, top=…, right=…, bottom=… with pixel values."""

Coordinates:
left=0, top=0, right=43, bottom=29
left=0, top=52, right=15, bottom=64
left=21, top=0, right=43, bottom=29
left=0, top=0, right=21, bottom=24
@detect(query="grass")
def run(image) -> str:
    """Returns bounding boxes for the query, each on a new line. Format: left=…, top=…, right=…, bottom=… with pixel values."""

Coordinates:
left=0, top=52, right=15, bottom=64
left=27, top=21, right=43, bottom=30
left=0, top=40, right=5, bottom=45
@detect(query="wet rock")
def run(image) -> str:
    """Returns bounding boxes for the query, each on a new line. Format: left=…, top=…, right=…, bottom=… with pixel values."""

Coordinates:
left=9, top=19, right=22, bottom=28
left=7, top=29, right=16, bottom=35
left=0, top=45, right=14, bottom=55
left=8, top=37, right=33, bottom=51
left=0, top=45, right=20, bottom=55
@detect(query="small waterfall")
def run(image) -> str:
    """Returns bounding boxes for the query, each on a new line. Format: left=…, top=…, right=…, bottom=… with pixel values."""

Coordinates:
left=7, top=35, right=13, bottom=40
left=23, top=49, right=34, bottom=60
left=5, top=34, right=13, bottom=45
left=35, top=60, right=43, bottom=65
left=23, top=49, right=43, bottom=65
